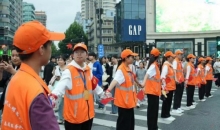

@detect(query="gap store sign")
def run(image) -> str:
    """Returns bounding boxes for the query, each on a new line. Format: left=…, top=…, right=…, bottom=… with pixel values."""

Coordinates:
left=121, top=19, right=146, bottom=42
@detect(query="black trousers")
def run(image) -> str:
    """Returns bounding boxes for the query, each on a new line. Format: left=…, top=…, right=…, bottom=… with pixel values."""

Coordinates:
left=161, top=91, right=174, bottom=118
left=173, top=82, right=184, bottom=109
left=186, top=85, right=195, bottom=106
left=64, top=119, right=93, bottom=130
left=205, top=80, right=213, bottom=97
left=147, top=94, right=159, bottom=130
left=199, top=84, right=206, bottom=100
left=116, top=107, right=134, bottom=130
left=214, top=73, right=220, bottom=86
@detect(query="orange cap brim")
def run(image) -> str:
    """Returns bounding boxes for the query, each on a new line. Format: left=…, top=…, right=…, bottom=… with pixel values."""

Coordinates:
left=73, top=46, right=88, bottom=51
left=171, top=54, right=176, bottom=57
left=49, top=32, right=65, bottom=41
left=131, top=53, right=138, bottom=56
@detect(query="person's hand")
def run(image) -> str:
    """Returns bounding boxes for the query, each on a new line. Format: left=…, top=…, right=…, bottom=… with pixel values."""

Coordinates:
left=48, top=93, right=58, bottom=108
left=3, top=61, right=15, bottom=74
left=100, top=89, right=112, bottom=99
left=184, top=80, right=188, bottom=88
left=162, top=90, right=167, bottom=98
left=175, top=78, right=179, bottom=84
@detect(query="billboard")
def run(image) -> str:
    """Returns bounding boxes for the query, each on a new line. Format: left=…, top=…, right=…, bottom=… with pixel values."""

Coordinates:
left=156, top=0, right=220, bottom=32
left=121, top=19, right=146, bottom=42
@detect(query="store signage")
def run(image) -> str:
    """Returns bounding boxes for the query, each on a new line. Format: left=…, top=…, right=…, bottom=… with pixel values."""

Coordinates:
left=122, top=19, right=146, bottom=42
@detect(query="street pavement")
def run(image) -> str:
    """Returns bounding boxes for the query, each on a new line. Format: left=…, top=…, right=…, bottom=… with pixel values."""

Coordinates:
left=59, top=86, right=220, bottom=130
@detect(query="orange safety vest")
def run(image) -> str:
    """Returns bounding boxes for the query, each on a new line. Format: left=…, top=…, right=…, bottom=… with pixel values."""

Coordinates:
left=63, top=65, right=94, bottom=124
left=145, top=62, right=161, bottom=96
left=186, top=62, right=196, bottom=86
left=197, top=64, right=206, bottom=85
left=114, top=63, right=137, bottom=109
left=174, top=58, right=184, bottom=82
left=163, top=62, right=176, bottom=91
left=206, top=64, right=213, bottom=80
left=1, top=63, right=50, bottom=130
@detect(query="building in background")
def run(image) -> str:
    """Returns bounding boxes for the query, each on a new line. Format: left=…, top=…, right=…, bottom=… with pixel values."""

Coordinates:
left=0, top=0, right=23, bottom=50
left=83, top=0, right=117, bottom=56
left=22, top=2, right=35, bottom=23
left=114, top=0, right=146, bottom=57
left=35, top=11, right=47, bottom=26
left=74, top=12, right=82, bottom=25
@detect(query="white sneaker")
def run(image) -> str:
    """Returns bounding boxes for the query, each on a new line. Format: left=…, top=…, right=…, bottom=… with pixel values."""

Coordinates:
left=209, top=95, right=213, bottom=98
left=182, top=107, right=191, bottom=110
left=162, top=116, right=175, bottom=121
left=192, top=102, right=197, bottom=105
left=201, top=99, right=206, bottom=102
left=171, top=109, right=182, bottom=114
left=136, top=102, right=140, bottom=108
left=178, top=108, right=184, bottom=113
left=189, top=105, right=195, bottom=109
left=169, top=116, right=175, bottom=120
left=103, top=106, right=106, bottom=114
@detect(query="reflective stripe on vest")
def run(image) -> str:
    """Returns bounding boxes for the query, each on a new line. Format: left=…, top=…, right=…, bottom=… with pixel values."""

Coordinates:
left=65, top=90, right=93, bottom=100
left=148, top=78, right=160, bottom=83
left=116, top=85, right=133, bottom=92
left=176, top=70, right=182, bottom=72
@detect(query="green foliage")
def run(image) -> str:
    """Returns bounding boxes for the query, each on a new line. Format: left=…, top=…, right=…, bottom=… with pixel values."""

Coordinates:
left=58, top=22, right=88, bottom=54
left=51, top=42, right=61, bottom=56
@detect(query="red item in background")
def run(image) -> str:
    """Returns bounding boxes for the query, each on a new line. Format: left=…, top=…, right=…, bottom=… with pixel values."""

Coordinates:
left=100, top=97, right=114, bottom=105
left=137, top=90, right=144, bottom=101
left=66, top=43, right=73, bottom=49
left=213, top=78, right=218, bottom=82
left=91, top=76, right=99, bottom=90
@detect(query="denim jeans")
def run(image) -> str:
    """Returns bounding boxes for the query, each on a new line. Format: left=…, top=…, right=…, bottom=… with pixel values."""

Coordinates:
left=58, top=96, right=64, bottom=121
left=95, top=92, right=104, bottom=108
left=111, top=87, right=118, bottom=114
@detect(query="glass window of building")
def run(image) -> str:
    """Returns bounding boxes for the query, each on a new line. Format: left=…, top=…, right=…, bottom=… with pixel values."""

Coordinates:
left=124, top=3, right=132, bottom=11
left=139, top=4, right=145, bottom=12
left=132, top=4, right=138, bottom=12
left=132, top=0, right=138, bottom=3
left=139, top=11, right=146, bottom=19
left=207, top=41, right=216, bottom=56
left=132, top=12, right=138, bottom=19
left=124, top=12, right=132, bottom=19
left=124, top=0, right=132, bottom=3
left=138, top=0, right=146, bottom=4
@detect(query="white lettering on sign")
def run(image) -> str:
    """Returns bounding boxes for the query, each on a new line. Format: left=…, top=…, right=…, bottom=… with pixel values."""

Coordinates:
left=128, top=25, right=142, bottom=35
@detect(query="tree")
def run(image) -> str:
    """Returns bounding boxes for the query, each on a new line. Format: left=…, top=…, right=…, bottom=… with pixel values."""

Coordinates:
left=58, top=22, right=88, bottom=54
left=51, top=42, right=61, bottom=56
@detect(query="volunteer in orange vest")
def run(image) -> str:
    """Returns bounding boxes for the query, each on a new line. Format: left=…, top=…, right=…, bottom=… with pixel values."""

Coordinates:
left=205, top=57, right=214, bottom=98
left=197, top=57, right=207, bottom=101
left=172, top=50, right=185, bottom=113
left=160, top=51, right=176, bottom=121
left=107, top=49, right=138, bottom=130
left=1, top=21, right=65, bottom=130
left=184, top=54, right=197, bottom=109
left=142, top=48, right=163, bottom=130
left=50, top=43, right=108, bottom=130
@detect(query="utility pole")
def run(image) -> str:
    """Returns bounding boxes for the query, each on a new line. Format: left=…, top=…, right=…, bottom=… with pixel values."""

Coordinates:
left=99, top=8, right=103, bottom=46
left=94, top=1, right=98, bottom=53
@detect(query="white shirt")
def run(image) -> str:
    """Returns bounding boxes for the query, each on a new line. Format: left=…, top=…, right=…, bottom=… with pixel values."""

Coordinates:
left=161, top=61, right=172, bottom=79
left=112, top=64, right=117, bottom=78
left=146, top=64, right=156, bottom=78
left=52, top=60, right=103, bottom=96
left=213, top=61, right=220, bottom=73
left=129, top=64, right=136, bottom=75
left=54, top=66, right=61, bottom=77
left=135, top=60, right=141, bottom=67
left=185, top=65, right=191, bottom=79
left=172, top=60, right=177, bottom=70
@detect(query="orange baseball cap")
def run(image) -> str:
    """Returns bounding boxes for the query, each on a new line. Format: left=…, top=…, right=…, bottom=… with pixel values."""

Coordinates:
left=73, top=43, right=88, bottom=51
left=150, top=48, right=161, bottom=57
left=13, top=20, right=65, bottom=54
left=164, top=51, right=176, bottom=57
left=121, top=49, right=138, bottom=59
left=198, top=57, right=205, bottom=62
left=175, top=50, right=183, bottom=55
left=206, top=57, right=213, bottom=61
left=187, top=54, right=196, bottom=59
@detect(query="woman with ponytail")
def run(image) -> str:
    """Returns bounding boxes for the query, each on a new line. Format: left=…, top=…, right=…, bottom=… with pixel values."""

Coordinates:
left=205, top=57, right=214, bottom=98
left=160, top=51, right=176, bottom=121
left=142, top=48, right=162, bottom=130
left=197, top=57, right=206, bottom=101
left=185, top=54, right=197, bottom=109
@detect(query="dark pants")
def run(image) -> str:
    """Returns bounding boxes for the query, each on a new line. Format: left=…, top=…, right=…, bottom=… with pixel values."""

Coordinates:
left=116, top=107, right=134, bottom=130
left=205, top=80, right=213, bottom=97
left=64, top=119, right=93, bottom=130
left=186, top=85, right=195, bottom=106
left=214, top=73, right=220, bottom=86
left=173, top=82, right=184, bottom=109
left=199, top=84, right=206, bottom=100
left=161, top=91, right=174, bottom=118
left=147, top=94, right=159, bottom=130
